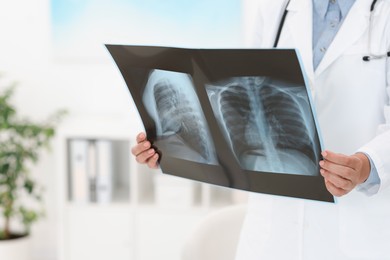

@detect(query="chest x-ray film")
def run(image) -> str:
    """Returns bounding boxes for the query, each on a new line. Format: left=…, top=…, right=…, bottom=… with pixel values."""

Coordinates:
left=107, top=45, right=334, bottom=202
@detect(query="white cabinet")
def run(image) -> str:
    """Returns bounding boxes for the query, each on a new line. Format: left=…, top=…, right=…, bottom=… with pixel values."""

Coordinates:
left=66, top=206, right=134, bottom=260
left=57, top=117, right=247, bottom=260
left=135, top=208, right=205, bottom=260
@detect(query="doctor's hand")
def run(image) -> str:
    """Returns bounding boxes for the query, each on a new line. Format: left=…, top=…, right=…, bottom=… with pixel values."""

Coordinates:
left=131, top=132, right=159, bottom=169
left=319, top=150, right=371, bottom=197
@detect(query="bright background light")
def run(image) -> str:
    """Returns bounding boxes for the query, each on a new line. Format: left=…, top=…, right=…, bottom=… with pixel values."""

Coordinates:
left=0, top=0, right=257, bottom=259
left=51, top=0, right=242, bottom=60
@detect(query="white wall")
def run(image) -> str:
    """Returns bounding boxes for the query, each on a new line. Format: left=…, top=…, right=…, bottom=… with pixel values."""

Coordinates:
left=0, top=1, right=139, bottom=259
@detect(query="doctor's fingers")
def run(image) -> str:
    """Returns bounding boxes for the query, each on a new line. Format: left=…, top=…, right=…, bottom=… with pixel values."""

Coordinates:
left=321, top=150, right=361, bottom=171
left=146, top=153, right=159, bottom=169
left=134, top=148, right=157, bottom=164
left=131, top=139, right=152, bottom=157
left=324, top=179, right=349, bottom=197
left=138, top=150, right=159, bottom=169
left=319, top=159, right=356, bottom=181
left=136, top=132, right=147, bottom=144
left=320, top=170, right=354, bottom=192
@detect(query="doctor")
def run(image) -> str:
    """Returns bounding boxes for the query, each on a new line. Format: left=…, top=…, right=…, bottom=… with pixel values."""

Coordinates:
left=131, top=0, right=390, bottom=259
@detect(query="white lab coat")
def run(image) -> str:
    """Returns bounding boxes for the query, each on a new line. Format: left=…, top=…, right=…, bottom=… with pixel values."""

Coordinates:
left=236, top=0, right=390, bottom=259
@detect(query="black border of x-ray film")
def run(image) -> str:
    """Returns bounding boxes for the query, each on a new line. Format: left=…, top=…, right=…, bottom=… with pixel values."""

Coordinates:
left=106, top=45, right=334, bottom=203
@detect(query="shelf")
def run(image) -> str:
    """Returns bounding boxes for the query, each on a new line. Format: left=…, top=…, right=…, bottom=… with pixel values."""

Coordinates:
left=66, top=138, right=131, bottom=204
left=65, top=205, right=134, bottom=260
left=57, top=116, right=248, bottom=260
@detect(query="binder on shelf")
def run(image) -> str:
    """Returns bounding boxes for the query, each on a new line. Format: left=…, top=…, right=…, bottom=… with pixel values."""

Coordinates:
left=69, top=138, right=121, bottom=204
left=87, top=140, right=98, bottom=203
left=96, top=140, right=113, bottom=204
left=69, top=139, right=90, bottom=203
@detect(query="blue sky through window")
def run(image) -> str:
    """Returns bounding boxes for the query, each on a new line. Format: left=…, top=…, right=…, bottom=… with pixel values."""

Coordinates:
left=51, top=0, right=242, bottom=59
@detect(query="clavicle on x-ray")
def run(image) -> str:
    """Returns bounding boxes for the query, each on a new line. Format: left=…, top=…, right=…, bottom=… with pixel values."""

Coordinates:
left=143, top=69, right=218, bottom=165
left=206, top=76, right=320, bottom=176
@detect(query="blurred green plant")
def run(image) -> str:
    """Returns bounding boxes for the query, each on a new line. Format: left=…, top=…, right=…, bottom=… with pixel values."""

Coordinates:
left=0, top=83, right=66, bottom=240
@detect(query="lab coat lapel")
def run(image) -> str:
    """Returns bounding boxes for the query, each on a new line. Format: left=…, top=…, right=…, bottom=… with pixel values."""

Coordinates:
left=284, top=0, right=315, bottom=84
left=314, top=0, right=371, bottom=76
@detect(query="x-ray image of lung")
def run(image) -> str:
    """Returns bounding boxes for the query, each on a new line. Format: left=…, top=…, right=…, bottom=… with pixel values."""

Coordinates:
left=206, top=76, right=320, bottom=176
left=143, top=69, right=218, bottom=165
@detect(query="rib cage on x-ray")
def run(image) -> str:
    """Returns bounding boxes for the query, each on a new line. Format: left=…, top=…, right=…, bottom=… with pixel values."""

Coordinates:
left=259, top=85, right=316, bottom=163
left=219, top=83, right=264, bottom=159
left=209, top=76, right=319, bottom=175
left=148, top=71, right=216, bottom=164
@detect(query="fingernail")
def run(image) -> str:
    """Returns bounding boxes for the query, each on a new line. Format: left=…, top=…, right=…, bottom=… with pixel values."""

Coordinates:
left=319, top=160, right=324, bottom=166
left=148, top=149, right=154, bottom=155
left=321, top=151, right=327, bottom=157
left=320, top=169, right=325, bottom=175
left=143, top=142, right=150, bottom=148
left=139, top=133, right=145, bottom=139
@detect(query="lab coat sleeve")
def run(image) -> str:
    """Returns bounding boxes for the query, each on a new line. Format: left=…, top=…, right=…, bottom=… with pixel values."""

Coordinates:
left=357, top=23, right=390, bottom=194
